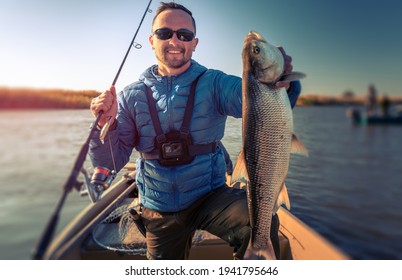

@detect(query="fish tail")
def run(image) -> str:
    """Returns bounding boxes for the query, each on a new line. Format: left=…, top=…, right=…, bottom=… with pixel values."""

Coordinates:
left=243, top=240, right=277, bottom=260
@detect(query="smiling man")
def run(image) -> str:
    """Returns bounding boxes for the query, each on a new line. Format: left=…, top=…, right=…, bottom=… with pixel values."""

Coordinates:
left=89, top=1, right=301, bottom=260
left=149, top=6, right=198, bottom=75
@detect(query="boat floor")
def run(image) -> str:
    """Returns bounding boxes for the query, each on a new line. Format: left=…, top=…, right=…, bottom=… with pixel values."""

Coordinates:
left=78, top=198, right=291, bottom=260
left=44, top=168, right=348, bottom=260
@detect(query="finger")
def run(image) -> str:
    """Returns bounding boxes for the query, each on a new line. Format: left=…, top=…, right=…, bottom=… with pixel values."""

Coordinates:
left=277, top=46, right=293, bottom=73
left=101, top=87, right=118, bottom=124
left=93, top=94, right=108, bottom=110
left=283, top=55, right=293, bottom=73
left=93, top=102, right=113, bottom=127
left=275, top=81, right=290, bottom=90
left=90, top=97, right=105, bottom=115
left=91, top=90, right=112, bottom=115
left=109, top=85, right=116, bottom=97
left=104, top=86, right=117, bottom=110
left=90, top=98, right=98, bottom=117
left=277, top=46, right=285, bottom=56
left=284, top=61, right=293, bottom=73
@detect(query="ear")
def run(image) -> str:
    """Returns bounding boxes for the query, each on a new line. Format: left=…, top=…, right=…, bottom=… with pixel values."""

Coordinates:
left=192, top=37, right=199, bottom=52
left=149, top=34, right=155, bottom=50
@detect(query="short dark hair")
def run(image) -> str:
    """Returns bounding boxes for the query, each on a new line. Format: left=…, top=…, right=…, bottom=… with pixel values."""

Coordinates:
left=152, top=2, right=196, bottom=34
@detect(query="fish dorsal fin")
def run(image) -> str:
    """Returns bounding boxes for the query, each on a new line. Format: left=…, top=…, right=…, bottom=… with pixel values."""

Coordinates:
left=280, top=71, right=306, bottom=82
left=274, top=183, right=291, bottom=213
left=291, top=133, right=309, bottom=157
left=230, top=149, right=249, bottom=186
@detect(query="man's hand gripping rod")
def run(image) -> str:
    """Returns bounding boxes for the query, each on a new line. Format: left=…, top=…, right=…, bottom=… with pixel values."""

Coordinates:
left=80, top=0, right=153, bottom=203
left=31, top=0, right=153, bottom=259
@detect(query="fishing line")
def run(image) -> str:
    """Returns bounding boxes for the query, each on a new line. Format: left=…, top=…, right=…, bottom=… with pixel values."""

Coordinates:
left=108, top=133, right=117, bottom=172
left=99, top=0, right=153, bottom=137
left=99, top=0, right=153, bottom=196
left=111, top=0, right=153, bottom=87
left=32, top=0, right=154, bottom=260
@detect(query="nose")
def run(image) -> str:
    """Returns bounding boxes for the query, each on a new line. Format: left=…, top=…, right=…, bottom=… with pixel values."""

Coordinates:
left=168, top=32, right=181, bottom=44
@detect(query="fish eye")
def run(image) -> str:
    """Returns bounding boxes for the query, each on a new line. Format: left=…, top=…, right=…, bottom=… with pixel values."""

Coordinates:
left=253, top=46, right=260, bottom=54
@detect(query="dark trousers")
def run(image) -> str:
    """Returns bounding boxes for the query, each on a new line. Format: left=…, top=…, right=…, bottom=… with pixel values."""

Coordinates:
left=140, top=185, right=280, bottom=259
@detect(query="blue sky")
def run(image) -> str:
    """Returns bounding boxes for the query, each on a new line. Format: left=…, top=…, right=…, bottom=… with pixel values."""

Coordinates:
left=1, top=0, right=402, bottom=97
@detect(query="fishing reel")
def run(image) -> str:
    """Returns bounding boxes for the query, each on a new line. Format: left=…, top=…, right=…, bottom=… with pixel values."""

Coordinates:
left=77, top=167, right=116, bottom=203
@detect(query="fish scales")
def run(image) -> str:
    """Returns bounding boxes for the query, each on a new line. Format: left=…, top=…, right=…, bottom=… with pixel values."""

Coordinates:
left=245, top=74, right=293, bottom=249
left=232, top=30, right=306, bottom=259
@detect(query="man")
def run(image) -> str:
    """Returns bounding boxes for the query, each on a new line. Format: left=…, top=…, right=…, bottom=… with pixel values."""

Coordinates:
left=366, top=84, right=378, bottom=116
left=90, top=2, right=301, bottom=259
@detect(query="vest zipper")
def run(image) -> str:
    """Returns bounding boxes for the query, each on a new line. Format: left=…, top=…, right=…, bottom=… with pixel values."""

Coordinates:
left=165, top=77, right=173, bottom=132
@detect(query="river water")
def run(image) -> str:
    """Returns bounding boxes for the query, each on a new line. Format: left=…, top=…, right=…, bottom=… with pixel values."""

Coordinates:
left=1, top=107, right=401, bottom=260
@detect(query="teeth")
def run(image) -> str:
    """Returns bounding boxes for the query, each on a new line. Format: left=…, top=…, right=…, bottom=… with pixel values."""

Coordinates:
left=168, top=50, right=181, bottom=54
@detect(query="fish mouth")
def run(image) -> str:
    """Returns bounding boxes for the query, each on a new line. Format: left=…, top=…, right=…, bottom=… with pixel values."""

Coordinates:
left=245, top=30, right=266, bottom=43
left=243, top=30, right=284, bottom=83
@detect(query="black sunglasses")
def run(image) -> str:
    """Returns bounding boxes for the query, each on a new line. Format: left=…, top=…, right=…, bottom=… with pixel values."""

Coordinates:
left=153, top=28, right=195, bottom=42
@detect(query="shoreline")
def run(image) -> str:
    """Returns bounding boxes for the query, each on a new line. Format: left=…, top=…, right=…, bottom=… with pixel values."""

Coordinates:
left=1, top=86, right=402, bottom=109
left=0, top=87, right=100, bottom=109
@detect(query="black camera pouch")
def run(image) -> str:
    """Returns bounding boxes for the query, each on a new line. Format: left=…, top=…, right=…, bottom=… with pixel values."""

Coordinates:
left=156, top=131, right=195, bottom=166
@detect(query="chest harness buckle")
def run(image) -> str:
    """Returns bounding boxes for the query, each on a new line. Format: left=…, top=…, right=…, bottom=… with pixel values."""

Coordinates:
left=140, top=72, right=216, bottom=166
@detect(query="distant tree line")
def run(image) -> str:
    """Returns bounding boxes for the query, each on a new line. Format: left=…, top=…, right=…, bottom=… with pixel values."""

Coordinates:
left=0, top=87, right=100, bottom=109
left=1, top=86, right=400, bottom=109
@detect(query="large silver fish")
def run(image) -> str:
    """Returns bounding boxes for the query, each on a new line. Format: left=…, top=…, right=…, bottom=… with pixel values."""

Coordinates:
left=231, top=31, right=307, bottom=260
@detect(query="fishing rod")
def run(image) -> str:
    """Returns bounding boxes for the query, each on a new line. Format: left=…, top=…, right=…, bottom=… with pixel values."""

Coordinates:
left=32, top=0, right=153, bottom=260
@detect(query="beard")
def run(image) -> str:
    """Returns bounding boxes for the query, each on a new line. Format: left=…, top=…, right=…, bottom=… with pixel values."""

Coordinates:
left=156, top=47, right=192, bottom=69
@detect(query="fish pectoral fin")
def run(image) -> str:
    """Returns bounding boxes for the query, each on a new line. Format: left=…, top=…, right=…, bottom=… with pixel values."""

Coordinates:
left=280, top=71, right=306, bottom=82
left=275, top=183, right=291, bottom=212
left=291, top=133, right=309, bottom=157
left=230, top=149, right=249, bottom=186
